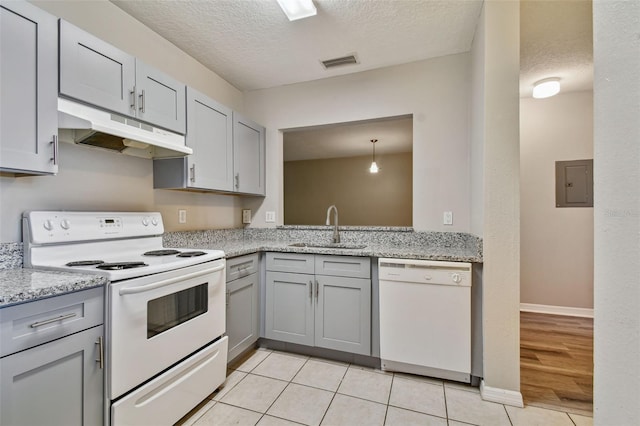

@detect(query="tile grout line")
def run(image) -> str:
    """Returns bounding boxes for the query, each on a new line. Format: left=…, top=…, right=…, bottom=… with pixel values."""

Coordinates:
left=383, top=373, right=396, bottom=425
left=257, top=355, right=311, bottom=424
left=503, top=403, right=514, bottom=426
left=317, top=361, right=352, bottom=426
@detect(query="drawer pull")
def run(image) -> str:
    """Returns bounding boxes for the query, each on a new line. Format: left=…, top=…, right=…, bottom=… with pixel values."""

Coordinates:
left=29, top=312, right=77, bottom=328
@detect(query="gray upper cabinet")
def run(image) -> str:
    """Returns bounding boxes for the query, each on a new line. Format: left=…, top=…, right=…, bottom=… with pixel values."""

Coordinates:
left=134, top=60, right=186, bottom=134
left=59, top=20, right=186, bottom=134
left=233, top=112, right=266, bottom=195
left=153, top=88, right=233, bottom=191
left=154, top=98, right=266, bottom=196
left=0, top=1, right=58, bottom=175
left=264, top=253, right=371, bottom=355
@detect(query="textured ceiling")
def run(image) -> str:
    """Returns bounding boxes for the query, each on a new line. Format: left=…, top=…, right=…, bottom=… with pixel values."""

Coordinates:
left=111, top=0, right=483, bottom=91
left=110, top=0, right=593, bottom=159
left=520, top=0, right=593, bottom=97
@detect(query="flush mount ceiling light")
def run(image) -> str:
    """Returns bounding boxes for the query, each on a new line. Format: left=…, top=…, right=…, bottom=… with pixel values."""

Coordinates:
left=532, top=78, right=561, bottom=99
left=369, top=139, right=379, bottom=174
left=276, top=0, right=317, bottom=21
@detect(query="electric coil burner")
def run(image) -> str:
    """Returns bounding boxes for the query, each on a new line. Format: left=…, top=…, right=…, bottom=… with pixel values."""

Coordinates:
left=22, top=211, right=228, bottom=425
left=143, top=249, right=181, bottom=256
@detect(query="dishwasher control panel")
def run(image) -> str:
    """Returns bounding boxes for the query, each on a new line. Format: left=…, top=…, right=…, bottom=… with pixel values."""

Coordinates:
left=378, top=259, right=472, bottom=286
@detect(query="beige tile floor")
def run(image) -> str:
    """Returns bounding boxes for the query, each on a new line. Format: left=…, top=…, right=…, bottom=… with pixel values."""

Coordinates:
left=177, top=348, right=593, bottom=426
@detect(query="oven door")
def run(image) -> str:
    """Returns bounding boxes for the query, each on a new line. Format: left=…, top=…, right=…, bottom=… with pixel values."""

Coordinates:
left=108, top=259, right=225, bottom=400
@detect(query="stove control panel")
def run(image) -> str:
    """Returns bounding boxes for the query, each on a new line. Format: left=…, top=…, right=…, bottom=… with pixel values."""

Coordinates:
left=24, top=211, right=164, bottom=244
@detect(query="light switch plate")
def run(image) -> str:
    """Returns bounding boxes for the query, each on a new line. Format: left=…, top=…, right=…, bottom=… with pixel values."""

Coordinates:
left=242, top=209, right=252, bottom=224
left=265, top=211, right=276, bottom=223
left=443, top=211, right=453, bottom=225
left=178, top=209, right=187, bottom=224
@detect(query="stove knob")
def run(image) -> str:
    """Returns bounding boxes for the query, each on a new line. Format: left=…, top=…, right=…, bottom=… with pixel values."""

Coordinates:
left=43, top=219, right=54, bottom=231
left=60, top=219, right=71, bottom=230
left=142, top=217, right=149, bottom=226
left=151, top=217, right=158, bottom=226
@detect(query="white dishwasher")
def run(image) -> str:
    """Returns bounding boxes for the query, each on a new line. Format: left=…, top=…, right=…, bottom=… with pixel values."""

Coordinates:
left=378, top=258, right=472, bottom=383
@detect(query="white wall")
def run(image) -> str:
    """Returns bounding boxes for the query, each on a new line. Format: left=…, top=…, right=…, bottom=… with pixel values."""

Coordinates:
left=244, top=54, right=471, bottom=232
left=0, top=0, right=246, bottom=242
left=520, top=92, right=594, bottom=309
left=471, top=1, right=522, bottom=399
left=593, top=1, right=640, bottom=423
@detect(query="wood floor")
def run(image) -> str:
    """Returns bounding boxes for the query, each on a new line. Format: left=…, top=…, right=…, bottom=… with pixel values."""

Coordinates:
left=520, top=311, right=593, bottom=416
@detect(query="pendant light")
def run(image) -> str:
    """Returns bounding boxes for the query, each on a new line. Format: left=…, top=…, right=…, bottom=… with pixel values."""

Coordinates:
left=369, top=139, right=379, bottom=173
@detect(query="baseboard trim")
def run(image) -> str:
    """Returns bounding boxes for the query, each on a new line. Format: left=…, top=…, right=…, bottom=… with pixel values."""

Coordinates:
left=520, top=303, right=594, bottom=318
left=480, top=380, right=524, bottom=407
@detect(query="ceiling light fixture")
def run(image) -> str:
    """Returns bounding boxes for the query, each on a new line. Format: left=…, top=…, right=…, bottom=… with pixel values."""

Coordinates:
left=369, top=139, right=379, bottom=174
left=532, top=77, right=561, bottom=99
left=276, top=0, right=317, bottom=21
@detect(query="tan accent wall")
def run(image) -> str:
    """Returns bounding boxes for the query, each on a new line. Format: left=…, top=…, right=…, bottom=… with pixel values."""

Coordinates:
left=284, top=153, right=412, bottom=226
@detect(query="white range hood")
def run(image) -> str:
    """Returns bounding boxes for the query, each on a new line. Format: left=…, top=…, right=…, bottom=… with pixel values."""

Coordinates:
left=57, top=98, right=192, bottom=159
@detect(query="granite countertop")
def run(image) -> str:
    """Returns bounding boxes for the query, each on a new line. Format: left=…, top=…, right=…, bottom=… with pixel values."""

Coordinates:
left=0, top=268, right=107, bottom=308
left=175, top=239, right=483, bottom=263
left=0, top=227, right=481, bottom=308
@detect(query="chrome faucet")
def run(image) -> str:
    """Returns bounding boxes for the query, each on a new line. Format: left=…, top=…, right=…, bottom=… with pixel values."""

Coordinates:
left=325, top=205, right=340, bottom=243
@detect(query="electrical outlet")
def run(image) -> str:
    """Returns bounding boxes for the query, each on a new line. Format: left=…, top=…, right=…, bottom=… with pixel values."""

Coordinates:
left=265, top=211, right=276, bottom=223
left=242, top=209, right=252, bottom=224
left=443, top=211, right=453, bottom=225
left=178, top=209, right=187, bottom=224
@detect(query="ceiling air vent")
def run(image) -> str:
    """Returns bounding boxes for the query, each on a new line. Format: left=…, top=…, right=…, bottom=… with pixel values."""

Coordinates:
left=322, top=54, right=358, bottom=69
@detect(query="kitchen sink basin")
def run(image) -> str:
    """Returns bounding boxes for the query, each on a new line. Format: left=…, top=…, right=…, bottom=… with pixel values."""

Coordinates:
left=289, top=242, right=367, bottom=250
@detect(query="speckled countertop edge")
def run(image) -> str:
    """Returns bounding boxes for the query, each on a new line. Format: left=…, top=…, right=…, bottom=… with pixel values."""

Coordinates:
left=0, top=268, right=107, bottom=308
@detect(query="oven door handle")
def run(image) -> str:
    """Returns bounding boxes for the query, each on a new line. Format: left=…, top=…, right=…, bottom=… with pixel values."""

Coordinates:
left=118, top=264, right=225, bottom=296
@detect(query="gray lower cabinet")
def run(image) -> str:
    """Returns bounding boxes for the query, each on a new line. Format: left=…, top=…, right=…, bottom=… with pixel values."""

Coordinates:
left=0, top=287, right=104, bottom=426
left=226, top=254, right=260, bottom=361
left=59, top=19, right=186, bottom=134
left=0, top=325, right=104, bottom=426
left=265, top=253, right=371, bottom=355
left=0, top=0, right=58, bottom=175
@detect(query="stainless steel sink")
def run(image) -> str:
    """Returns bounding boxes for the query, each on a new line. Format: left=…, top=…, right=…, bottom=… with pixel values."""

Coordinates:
left=289, top=242, right=367, bottom=250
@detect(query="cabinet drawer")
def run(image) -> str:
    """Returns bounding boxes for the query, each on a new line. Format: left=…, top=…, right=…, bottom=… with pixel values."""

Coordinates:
left=0, top=287, right=104, bottom=357
left=315, top=255, right=371, bottom=279
left=266, top=252, right=315, bottom=274
left=226, top=254, right=259, bottom=282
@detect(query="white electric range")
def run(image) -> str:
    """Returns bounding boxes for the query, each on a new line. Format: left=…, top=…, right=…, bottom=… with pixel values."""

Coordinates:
left=23, top=211, right=228, bottom=425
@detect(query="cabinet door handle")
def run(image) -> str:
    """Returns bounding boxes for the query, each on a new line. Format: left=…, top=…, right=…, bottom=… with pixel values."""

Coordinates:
left=309, top=280, right=313, bottom=300
left=235, top=173, right=240, bottom=190
left=29, top=312, right=76, bottom=328
left=139, top=89, right=146, bottom=113
left=315, top=279, right=319, bottom=302
left=130, top=86, right=136, bottom=111
left=95, top=336, right=104, bottom=369
left=190, top=164, right=196, bottom=182
left=226, top=289, right=230, bottom=307
left=50, top=134, right=58, bottom=165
